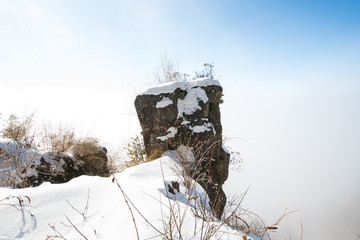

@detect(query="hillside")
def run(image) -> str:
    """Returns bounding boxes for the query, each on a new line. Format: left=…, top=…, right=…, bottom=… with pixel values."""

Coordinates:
left=0, top=152, right=256, bottom=240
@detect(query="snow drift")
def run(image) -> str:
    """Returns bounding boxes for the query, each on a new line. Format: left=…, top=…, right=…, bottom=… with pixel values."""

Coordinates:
left=0, top=153, right=254, bottom=240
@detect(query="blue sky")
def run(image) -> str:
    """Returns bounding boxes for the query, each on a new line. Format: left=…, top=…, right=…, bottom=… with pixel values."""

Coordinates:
left=1, top=1, right=360, bottom=239
left=1, top=0, right=359, bottom=88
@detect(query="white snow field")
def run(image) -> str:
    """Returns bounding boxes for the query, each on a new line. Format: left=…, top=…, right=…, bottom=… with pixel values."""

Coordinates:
left=0, top=155, right=256, bottom=240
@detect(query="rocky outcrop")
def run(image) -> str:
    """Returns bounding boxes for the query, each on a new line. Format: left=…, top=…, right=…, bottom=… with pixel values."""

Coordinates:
left=21, top=151, right=86, bottom=187
left=1, top=138, right=109, bottom=188
left=20, top=146, right=110, bottom=188
left=73, top=145, right=109, bottom=177
left=134, top=78, right=230, bottom=218
left=5, top=144, right=109, bottom=189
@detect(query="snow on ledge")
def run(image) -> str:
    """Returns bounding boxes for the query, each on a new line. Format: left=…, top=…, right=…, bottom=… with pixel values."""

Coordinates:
left=156, top=96, right=173, bottom=108
left=156, top=127, right=178, bottom=141
left=189, top=122, right=216, bottom=135
left=139, top=78, right=220, bottom=96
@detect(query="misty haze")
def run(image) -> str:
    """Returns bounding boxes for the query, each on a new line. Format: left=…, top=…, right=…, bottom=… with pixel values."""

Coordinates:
left=1, top=1, right=359, bottom=240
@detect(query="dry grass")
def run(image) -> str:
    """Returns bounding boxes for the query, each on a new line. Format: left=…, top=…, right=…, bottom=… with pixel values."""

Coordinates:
left=151, top=54, right=189, bottom=84
left=71, top=137, right=109, bottom=177
left=41, top=123, right=76, bottom=153
left=106, top=148, right=122, bottom=174
left=1, top=113, right=40, bottom=149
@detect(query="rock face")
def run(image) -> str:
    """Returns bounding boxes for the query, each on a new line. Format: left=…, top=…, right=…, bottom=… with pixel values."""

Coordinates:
left=134, top=78, right=230, bottom=218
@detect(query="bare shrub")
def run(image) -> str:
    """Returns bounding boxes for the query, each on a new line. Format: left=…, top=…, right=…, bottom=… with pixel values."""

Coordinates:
left=47, top=190, right=95, bottom=240
left=157, top=130, right=229, bottom=219
left=164, top=133, right=220, bottom=188
left=194, top=63, right=216, bottom=80
left=0, top=141, right=40, bottom=188
left=41, top=123, right=76, bottom=153
left=165, top=144, right=209, bottom=193
left=152, top=54, right=190, bottom=84
left=1, top=113, right=38, bottom=149
left=71, top=137, right=109, bottom=177
left=112, top=154, right=248, bottom=240
left=0, top=113, right=41, bottom=188
left=222, top=137, right=243, bottom=172
left=223, top=195, right=299, bottom=240
left=158, top=158, right=222, bottom=240
left=107, top=148, right=122, bottom=174
left=161, top=145, right=219, bottom=239
left=152, top=55, right=219, bottom=85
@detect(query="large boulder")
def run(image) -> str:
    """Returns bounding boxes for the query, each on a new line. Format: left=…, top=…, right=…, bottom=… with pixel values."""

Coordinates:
left=134, top=78, right=230, bottom=218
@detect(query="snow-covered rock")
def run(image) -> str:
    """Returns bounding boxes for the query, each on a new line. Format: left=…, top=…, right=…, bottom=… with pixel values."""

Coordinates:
left=0, top=138, right=109, bottom=188
left=134, top=78, right=230, bottom=218
left=23, top=151, right=86, bottom=187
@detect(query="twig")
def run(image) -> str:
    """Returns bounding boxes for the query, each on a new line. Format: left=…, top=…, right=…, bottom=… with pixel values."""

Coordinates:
left=47, top=224, right=67, bottom=240
left=112, top=176, right=140, bottom=240
left=66, top=189, right=90, bottom=220
left=214, top=186, right=250, bottom=234
left=234, top=215, right=250, bottom=229
left=113, top=175, right=164, bottom=237
left=0, top=195, right=33, bottom=217
left=65, top=215, right=88, bottom=240
left=260, top=209, right=299, bottom=239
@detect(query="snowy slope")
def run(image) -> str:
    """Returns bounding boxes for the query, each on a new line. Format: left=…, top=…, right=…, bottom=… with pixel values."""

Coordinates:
left=0, top=155, right=253, bottom=240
